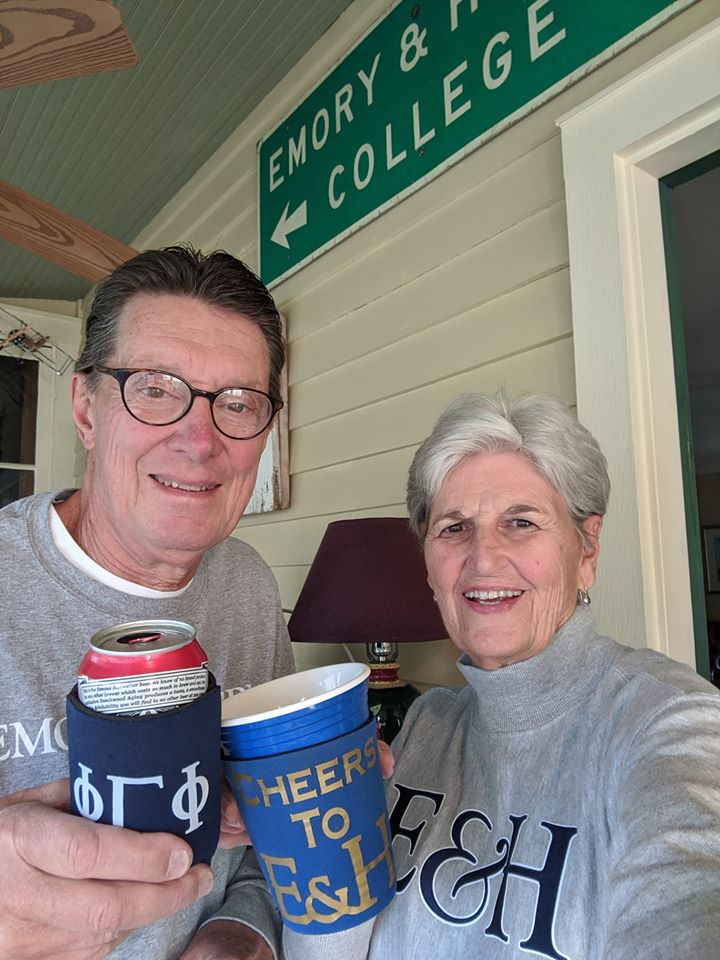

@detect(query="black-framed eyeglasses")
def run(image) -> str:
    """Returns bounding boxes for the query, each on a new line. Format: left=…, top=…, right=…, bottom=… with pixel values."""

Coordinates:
left=88, top=366, right=284, bottom=440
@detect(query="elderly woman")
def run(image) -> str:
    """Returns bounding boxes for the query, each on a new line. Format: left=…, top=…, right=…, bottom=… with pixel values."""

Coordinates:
left=285, top=391, right=720, bottom=960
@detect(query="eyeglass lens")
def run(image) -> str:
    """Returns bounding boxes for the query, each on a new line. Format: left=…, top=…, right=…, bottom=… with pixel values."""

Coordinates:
left=122, top=371, right=273, bottom=438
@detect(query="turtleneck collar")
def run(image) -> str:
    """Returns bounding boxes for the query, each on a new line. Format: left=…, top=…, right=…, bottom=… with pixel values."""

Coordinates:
left=456, top=605, right=616, bottom=732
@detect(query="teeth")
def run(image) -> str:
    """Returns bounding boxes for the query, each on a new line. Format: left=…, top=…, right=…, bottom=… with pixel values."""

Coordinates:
left=156, top=477, right=213, bottom=492
left=464, top=589, right=522, bottom=600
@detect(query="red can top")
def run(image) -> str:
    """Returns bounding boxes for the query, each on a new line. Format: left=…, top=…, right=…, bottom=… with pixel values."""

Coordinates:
left=79, top=620, right=207, bottom=679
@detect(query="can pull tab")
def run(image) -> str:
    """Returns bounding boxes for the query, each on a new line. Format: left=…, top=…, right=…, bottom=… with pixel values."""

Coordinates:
left=118, top=632, right=165, bottom=645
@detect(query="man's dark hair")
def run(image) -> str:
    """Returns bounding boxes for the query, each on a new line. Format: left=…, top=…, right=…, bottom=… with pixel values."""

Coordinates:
left=76, top=245, right=285, bottom=398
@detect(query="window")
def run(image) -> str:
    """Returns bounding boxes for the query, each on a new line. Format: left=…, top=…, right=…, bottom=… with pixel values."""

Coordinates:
left=0, top=355, right=38, bottom=507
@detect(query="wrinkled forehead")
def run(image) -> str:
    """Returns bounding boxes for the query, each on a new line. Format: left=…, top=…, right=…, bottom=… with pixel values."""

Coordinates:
left=431, top=450, right=569, bottom=514
left=116, top=291, right=256, bottom=336
left=114, top=292, right=270, bottom=378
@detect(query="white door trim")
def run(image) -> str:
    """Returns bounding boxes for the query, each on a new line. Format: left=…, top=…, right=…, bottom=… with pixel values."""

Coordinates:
left=558, top=18, right=720, bottom=665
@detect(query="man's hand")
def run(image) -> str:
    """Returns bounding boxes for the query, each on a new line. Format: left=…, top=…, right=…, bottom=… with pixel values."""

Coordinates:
left=180, top=919, right=272, bottom=960
left=0, top=779, right=213, bottom=960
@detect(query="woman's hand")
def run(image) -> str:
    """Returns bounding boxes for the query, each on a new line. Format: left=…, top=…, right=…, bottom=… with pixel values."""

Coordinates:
left=378, top=739, right=395, bottom=778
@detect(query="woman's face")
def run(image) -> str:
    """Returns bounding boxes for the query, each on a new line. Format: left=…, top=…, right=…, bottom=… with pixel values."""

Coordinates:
left=424, top=451, right=602, bottom=670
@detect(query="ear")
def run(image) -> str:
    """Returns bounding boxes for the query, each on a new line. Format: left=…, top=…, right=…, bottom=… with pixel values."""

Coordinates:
left=70, top=372, right=97, bottom=450
left=578, top=515, right=603, bottom=591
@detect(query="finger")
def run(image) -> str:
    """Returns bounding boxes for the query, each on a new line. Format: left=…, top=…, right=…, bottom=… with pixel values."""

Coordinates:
left=0, top=778, right=71, bottom=813
left=377, top=740, right=395, bottom=778
left=219, top=786, right=250, bottom=848
left=9, top=865, right=213, bottom=933
left=0, top=801, right=195, bottom=882
left=218, top=824, right=251, bottom=849
left=0, top=913, right=126, bottom=959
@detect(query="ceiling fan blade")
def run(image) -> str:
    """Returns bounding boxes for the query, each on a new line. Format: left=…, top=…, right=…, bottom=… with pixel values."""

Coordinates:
left=0, top=0, right=138, bottom=90
left=0, top=179, right=138, bottom=283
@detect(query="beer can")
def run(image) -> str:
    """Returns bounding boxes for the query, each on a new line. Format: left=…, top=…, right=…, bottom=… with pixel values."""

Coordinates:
left=78, top=620, right=209, bottom=715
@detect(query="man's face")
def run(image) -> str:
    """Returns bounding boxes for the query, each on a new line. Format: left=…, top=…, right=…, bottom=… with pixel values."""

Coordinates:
left=73, top=293, right=273, bottom=572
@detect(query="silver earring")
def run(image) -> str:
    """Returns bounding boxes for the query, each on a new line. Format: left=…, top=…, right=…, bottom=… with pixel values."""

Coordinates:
left=578, top=587, right=591, bottom=606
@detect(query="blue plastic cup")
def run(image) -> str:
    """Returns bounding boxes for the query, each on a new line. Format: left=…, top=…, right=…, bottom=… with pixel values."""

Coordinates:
left=221, top=663, right=370, bottom=760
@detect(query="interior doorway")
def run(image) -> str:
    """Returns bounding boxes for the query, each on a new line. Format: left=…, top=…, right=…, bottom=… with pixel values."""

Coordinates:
left=660, top=153, right=720, bottom=685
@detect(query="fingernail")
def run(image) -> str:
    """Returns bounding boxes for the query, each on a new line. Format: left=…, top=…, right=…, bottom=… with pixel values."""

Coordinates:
left=167, top=848, right=192, bottom=878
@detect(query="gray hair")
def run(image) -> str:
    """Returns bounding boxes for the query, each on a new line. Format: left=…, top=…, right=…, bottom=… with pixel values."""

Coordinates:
left=76, top=245, right=285, bottom=399
left=407, top=392, right=610, bottom=543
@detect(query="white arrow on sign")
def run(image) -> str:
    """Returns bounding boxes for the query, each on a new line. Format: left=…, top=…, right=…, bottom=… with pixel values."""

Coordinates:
left=270, top=200, right=308, bottom=249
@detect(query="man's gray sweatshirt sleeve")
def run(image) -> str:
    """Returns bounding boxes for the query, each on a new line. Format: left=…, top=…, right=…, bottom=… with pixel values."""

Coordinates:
left=283, top=918, right=375, bottom=960
left=202, top=847, right=282, bottom=958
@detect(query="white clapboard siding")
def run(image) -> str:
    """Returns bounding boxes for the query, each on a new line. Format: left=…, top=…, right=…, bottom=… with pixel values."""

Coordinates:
left=131, top=0, right=719, bottom=687
left=286, top=135, right=565, bottom=354
left=290, top=339, right=576, bottom=475
left=290, top=232, right=570, bottom=429
left=290, top=198, right=568, bottom=395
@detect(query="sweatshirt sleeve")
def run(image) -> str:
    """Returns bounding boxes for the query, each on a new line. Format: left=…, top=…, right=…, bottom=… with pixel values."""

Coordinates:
left=272, top=602, right=296, bottom=680
left=605, top=690, right=720, bottom=958
left=283, top=917, right=375, bottom=960
left=201, top=847, right=283, bottom=959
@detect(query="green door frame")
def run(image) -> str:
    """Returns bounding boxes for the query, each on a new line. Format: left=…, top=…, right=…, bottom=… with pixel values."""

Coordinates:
left=658, top=148, right=720, bottom=681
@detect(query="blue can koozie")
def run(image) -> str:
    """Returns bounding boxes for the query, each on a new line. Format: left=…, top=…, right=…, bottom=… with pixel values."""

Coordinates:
left=224, top=715, right=395, bottom=934
left=66, top=678, right=221, bottom=864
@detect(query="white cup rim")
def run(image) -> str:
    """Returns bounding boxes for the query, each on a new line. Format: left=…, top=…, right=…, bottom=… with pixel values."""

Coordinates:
left=221, top=662, right=370, bottom=727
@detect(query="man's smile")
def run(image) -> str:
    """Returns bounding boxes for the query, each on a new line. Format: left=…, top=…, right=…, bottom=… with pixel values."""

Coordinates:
left=151, top=475, right=220, bottom=492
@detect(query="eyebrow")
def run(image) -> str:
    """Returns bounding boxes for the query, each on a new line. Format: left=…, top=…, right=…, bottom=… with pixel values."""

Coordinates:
left=505, top=504, right=542, bottom=516
left=427, top=509, right=465, bottom=529
left=429, top=503, right=544, bottom=527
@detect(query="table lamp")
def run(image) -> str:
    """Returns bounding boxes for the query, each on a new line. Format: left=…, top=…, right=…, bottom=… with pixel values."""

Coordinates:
left=287, top=517, right=447, bottom=743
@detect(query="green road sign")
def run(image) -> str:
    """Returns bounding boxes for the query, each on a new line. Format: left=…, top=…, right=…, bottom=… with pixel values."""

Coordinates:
left=258, top=0, right=694, bottom=286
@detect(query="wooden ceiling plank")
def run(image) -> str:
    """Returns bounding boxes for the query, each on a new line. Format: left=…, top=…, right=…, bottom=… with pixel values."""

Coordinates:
left=0, top=179, right=137, bottom=282
left=0, top=0, right=138, bottom=90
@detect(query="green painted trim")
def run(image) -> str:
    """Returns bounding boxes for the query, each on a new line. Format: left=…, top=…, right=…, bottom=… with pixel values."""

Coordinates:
left=658, top=179, right=710, bottom=679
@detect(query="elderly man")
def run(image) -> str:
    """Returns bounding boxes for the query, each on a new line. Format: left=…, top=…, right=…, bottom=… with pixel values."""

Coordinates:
left=0, top=247, right=295, bottom=960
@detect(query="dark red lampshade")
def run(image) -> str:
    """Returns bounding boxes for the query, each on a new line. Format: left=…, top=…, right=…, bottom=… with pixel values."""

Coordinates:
left=288, top=517, right=447, bottom=645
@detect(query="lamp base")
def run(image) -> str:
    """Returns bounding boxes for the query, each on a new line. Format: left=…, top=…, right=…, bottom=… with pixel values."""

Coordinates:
left=368, top=663, right=420, bottom=744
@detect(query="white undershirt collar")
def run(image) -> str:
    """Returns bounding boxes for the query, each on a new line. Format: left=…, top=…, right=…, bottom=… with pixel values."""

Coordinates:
left=49, top=504, right=191, bottom=598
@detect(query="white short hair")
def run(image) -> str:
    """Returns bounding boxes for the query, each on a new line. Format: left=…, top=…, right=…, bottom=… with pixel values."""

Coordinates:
left=406, top=392, right=610, bottom=542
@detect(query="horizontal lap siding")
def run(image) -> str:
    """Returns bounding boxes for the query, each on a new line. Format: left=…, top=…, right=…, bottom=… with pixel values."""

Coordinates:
left=133, top=0, right=719, bottom=686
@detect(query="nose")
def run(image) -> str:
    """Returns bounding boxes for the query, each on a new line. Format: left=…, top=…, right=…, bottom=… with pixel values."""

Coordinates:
left=466, top=525, right=504, bottom=574
left=166, top=395, right=223, bottom=459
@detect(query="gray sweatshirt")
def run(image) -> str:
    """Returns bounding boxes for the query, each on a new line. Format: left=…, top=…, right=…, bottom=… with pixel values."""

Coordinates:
left=285, top=605, right=720, bottom=959
left=0, top=491, right=295, bottom=959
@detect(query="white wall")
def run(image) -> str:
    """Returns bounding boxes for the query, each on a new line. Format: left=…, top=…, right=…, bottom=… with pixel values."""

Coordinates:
left=133, top=0, right=720, bottom=684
